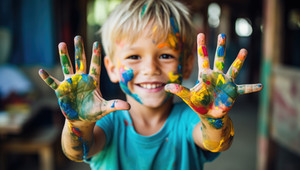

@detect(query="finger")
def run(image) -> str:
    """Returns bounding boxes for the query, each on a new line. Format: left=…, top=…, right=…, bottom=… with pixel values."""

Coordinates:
left=226, top=49, right=247, bottom=80
left=74, top=35, right=87, bottom=74
left=165, top=83, right=191, bottom=101
left=89, top=42, right=101, bottom=83
left=97, top=100, right=131, bottom=119
left=237, top=83, right=263, bottom=95
left=59, top=42, right=74, bottom=78
left=38, top=69, right=60, bottom=90
left=197, top=33, right=210, bottom=74
left=213, top=34, right=226, bottom=73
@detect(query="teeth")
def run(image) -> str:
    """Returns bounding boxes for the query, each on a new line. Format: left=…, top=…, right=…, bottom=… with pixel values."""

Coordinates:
left=140, top=84, right=162, bottom=89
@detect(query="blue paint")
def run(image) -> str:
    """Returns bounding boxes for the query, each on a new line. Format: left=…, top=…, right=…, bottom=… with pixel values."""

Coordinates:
left=81, top=74, right=89, bottom=82
left=207, top=118, right=224, bottom=129
left=195, top=80, right=200, bottom=85
left=111, top=101, right=116, bottom=108
left=220, top=33, right=226, bottom=39
left=170, top=17, right=179, bottom=34
left=67, top=78, right=72, bottom=84
left=59, top=101, right=78, bottom=119
left=217, top=46, right=225, bottom=57
left=119, top=67, right=142, bottom=104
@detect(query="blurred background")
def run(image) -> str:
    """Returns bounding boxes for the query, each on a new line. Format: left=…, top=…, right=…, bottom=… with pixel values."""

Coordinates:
left=0, top=0, right=300, bottom=169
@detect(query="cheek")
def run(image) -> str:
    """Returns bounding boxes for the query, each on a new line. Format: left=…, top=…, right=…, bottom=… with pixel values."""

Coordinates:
left=167, top=63, right=183, bottom=84
left=119, top=66, right=134, bottom=85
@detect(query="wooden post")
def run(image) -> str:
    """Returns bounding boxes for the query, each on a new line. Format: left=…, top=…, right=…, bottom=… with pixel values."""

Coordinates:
left=258, top=0, right=282, bottom=169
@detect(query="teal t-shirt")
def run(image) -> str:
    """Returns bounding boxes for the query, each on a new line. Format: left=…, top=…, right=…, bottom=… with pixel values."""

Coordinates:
left=87, top=102, right=219, bottom=170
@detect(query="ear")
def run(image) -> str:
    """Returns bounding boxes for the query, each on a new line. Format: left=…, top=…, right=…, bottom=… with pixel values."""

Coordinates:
left=104, top=56, right=119, bottom=83
left=182, top=54, right=195, bottom=79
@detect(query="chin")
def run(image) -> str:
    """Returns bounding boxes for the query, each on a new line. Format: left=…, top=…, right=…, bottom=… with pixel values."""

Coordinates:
left=140, top=95, right=173, bottom=108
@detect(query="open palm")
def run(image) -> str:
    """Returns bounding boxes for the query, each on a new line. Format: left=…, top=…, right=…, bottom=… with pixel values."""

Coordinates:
left=165, top=33, right=262, bottom=118
left=39, top=36, right=130, bottom=122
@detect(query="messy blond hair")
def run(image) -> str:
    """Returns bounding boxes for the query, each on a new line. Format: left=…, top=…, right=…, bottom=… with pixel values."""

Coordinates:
left=100, top=0, right=196, bottom=62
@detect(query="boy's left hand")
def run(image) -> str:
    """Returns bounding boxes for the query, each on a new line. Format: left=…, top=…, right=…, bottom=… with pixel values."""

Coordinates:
left=165, top=33, right=262, bottom=119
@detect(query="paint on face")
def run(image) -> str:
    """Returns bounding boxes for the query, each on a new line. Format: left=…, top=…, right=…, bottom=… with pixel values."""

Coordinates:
left=157, top=17, right=182, bottom=53
left=119, top=66, right=142, bottom=104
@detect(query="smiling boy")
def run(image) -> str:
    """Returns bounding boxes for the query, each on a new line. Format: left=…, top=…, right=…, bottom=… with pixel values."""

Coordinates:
left=39, top=0, right=262, bottom=169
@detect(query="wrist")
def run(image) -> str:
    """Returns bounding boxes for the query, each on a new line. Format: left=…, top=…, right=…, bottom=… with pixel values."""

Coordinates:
left=199, top=114, right=230, bottom=129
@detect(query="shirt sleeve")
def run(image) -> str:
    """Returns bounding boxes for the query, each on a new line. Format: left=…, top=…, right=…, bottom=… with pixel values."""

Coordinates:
left=95, top=112, right=115, bottom=148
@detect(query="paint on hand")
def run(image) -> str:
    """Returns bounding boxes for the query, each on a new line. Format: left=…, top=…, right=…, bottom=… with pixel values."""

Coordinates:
left=39, top=69, right=58, bottom=90
left=75, top=37, right=85, bottom=72
left=119, top=66, right=142, bottom=104
left=215, top=61, right=224, bottom=71
left=198, top=46, right=208, bottom=57
left=217, top=46, right=225, bottom=57
left=68, top=122, right=89, bottom=159
left=207, top=118, right=224, bottom=129
left=60, top=52, right=71, bottom=74
left=56, top=74, right=98, bottom=121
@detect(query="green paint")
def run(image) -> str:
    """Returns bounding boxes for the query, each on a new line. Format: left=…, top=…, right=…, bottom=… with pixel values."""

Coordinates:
left=45, top=77, right=54, bottom=85
left=141, top=4, right=147, bottom=17
left=216, top=61, right=224, bottom=71
left=91, top=67, right=98, bottom=76
left=61, top=54, right=71, bottom=74
left=51, top=83, right=58, bottom=90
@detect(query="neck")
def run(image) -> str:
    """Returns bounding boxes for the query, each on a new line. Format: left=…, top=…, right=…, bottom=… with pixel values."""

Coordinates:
left=127, top=96, right=173, bottom=136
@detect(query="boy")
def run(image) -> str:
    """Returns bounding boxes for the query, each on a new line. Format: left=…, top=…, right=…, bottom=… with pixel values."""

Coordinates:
left=39, top=0, right=262, bottom=169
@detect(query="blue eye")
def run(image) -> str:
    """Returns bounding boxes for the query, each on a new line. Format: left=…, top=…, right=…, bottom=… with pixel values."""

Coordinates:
left=127, top=55, right=141, bottom=60
left=160, top=54, right=174, bottom=59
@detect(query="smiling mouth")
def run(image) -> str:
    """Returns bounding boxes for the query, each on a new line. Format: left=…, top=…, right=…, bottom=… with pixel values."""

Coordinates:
left=137, top=83, right=165, bottom=89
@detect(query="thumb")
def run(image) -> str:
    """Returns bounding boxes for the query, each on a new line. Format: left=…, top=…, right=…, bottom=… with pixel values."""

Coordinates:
left=165, top=83, right=191, bottom=101
left=98, top=100, right=131, bottom=118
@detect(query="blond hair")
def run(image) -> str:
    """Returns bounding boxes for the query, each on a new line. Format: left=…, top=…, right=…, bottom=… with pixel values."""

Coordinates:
left=100, top=0, right=196, bottom=62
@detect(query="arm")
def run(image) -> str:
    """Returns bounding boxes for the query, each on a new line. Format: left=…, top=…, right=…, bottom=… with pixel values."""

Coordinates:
left=39, top=36, right=130, bottom=161
left=165, top=33, right=262, bottom=152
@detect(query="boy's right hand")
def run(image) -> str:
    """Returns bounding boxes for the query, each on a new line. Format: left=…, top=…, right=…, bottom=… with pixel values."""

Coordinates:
left=39, top=36, right=130, bottom=123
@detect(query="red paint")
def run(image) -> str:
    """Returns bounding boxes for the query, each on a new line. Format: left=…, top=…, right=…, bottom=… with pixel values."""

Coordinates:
left=191, top=105, right=208, bottom=115
left=72, top=127, right=82, bottom=137
left=202, top=46, right=208, bottom=56
left=206, top=81, right=211, bottom=85
left=124, top=119, right=129, bottom=126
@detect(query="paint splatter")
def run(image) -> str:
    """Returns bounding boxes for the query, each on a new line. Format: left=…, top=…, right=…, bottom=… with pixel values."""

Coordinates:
left=119, top=66, right=142, bottom=103
left=207, top=118, right=224, bottom=129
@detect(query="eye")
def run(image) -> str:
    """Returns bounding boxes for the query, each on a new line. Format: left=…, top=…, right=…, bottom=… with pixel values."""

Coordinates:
left=126, top=55, right=141, bottom=60
left=159, top=54, right=175, bottom=59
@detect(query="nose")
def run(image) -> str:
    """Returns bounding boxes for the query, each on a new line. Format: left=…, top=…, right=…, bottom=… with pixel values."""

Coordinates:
left=141, top=57, right=161, bottom=76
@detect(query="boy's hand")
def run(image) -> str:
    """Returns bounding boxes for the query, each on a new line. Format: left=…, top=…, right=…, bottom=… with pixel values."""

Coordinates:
left=39, top=36, right=130, bottom=123
left=165, top=33, right=262, bottom=119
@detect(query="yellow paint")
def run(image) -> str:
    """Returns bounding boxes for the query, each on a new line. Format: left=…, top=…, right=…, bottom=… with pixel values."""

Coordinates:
left=198, top=46, right=204, bottom=57
left=168, top=72, right=180, bottom=82
left=215, top=61, right=224, bottom=70
left=232, top=59, right=242, bottom=70
left=217, top=74, right=225, bottom=85
left=203, top=138, right=225, bottom=152
left=203, top=60, right=209, bottom=68
left=190, top=85, right=207, bottom=107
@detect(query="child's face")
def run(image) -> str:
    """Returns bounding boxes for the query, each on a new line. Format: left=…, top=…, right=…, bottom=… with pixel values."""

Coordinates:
left=106, top=34, right=183, bottom=108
